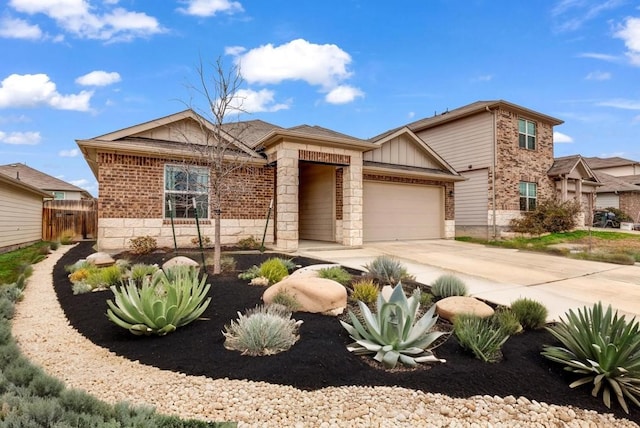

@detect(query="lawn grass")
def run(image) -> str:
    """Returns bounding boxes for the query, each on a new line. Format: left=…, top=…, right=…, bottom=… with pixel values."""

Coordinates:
left=0, top=241, right=52, bottom=285
left=457, top=230, right=640, bottom=265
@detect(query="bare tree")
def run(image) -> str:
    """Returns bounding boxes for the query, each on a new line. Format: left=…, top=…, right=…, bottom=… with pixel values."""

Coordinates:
left=170, top=56, right=257, bottom=274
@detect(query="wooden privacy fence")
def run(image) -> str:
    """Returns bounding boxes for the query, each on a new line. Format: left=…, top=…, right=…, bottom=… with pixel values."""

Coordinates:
left=43, top=199, right=97, bottom=241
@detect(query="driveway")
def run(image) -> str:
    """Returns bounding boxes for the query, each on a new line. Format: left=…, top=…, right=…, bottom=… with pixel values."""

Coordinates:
left=297, top=239, right=640, bottom=322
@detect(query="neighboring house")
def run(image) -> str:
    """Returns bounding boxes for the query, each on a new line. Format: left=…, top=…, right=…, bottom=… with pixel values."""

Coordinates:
left=0, top=163, right=93, bottom=200
left=77, top=109, right=464, bottom=252
left=0, top=171, right=52, bottom=253
left=582, top=156, right=640, bottom=222
left=373, top=100, right=564, bottom=238
left=547, top=155, right=600, bottom=225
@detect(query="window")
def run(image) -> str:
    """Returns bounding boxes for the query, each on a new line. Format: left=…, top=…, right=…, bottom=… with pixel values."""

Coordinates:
left=519, top=181, right=537, bottom=211
left=53, top=191, right=65, bottom=200
left=518, top=118, right=536, bottom=150
left=164, top=165, right=209, bottom=218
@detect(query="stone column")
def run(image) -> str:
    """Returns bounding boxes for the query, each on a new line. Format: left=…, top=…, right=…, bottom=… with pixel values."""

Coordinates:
left=560, top=176, right=568, bottom=202
left=342, top=153, right=363, bottom=247
left=274, top=144, right=299, bottom=252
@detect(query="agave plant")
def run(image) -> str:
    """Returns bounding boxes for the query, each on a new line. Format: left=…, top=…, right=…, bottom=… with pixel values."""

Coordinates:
left=106, top=266, right=211, bottom=336
left=363, top=256, right=413, bottom=285
left=340, top=283, right=446, bottom=369
left=541, top=302, right=640, bottom=413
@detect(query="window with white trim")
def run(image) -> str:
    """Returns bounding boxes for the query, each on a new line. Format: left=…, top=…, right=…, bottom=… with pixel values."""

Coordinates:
left=518, top=118, right=536, bottom=150
left=164, top=165, right=209, bottom=218
left=53, top=191, right=65, bottom=200
left=519, top=181, right=537, bottom=211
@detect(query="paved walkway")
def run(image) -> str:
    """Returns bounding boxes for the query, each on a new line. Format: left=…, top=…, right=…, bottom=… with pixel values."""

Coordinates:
left=297, top=239, right=640, bottom=322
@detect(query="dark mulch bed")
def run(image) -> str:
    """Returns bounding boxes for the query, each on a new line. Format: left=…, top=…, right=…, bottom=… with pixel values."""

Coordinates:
left=52, top=242, right=639, bottom=424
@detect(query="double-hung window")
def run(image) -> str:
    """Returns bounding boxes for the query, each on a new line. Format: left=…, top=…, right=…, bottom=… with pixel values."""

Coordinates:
left=518, top=118, right=536, bottom=150
left=164, top=165, right=209, bottom=218
left=519, top=181, right=537, bottom=211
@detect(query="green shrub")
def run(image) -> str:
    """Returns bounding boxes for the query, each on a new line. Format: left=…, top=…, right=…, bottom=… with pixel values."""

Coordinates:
left=258, top=258, right=289, bottom=284
left=270, top=291, right=301, bottom=312
left=107, top=267, right=211, bottom=336
left=223, top=304, right=302, bottom=356
left=364, top=255, right=413, bottom=285
left=190, top=235, right=212, bottom=247
left=510, top=197, right=581, bottom=234
left=238, top=265, right=260, bottom=281
left=72, top=282, right=94, bottom=295
left=84, top=265, right=123, bottom=291
left=510, top=298, right=548, bottom=330
left=130, top=263, right=159, bottom=285
left=220, top=255, right=237, bottom=273
left=29, top=372, right=65, bottom=397
left=49, top=241, right=59, bottom=251
left=420, top=291, right=434, bottom=308
left=58, top=229, right=76, bottom=245
left=491, top=308, right=523, bottom=335
left=237, top=236, right=259, bottom=250
left=350, top=279, right=379, bottom=304
left=603, top=207, right=634, bottom=223
left=542, top=302, right=640, bottom=413
left=431, top=274, right=467, bottom=298
left=340, top=283, right=446, bottom=369
left=317, top=266, right=352, bottom=286
left=129, top=235, right=158, bottom=255
left=453, top=314, right=510, bottom=363
left=0, top=298, right=15, bottom=320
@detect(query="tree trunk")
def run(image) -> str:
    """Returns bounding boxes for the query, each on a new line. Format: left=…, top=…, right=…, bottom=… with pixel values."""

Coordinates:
left=214, top=210, right=221, bottom=274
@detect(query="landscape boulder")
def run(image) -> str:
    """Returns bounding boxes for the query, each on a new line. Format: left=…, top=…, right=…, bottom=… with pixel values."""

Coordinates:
left=436, top=296, right=494, bottom=322
left=86, top=252, right=115, bottom=267
left=263, top=272, right=347, bottom=316
left=162, top=256, right=199, bottom=271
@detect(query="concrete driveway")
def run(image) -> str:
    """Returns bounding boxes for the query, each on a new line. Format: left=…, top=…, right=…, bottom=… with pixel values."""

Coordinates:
left=297, top=239, right=640, bottom=322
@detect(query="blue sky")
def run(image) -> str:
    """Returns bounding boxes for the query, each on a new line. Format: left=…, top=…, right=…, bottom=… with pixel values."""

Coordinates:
left=1, top=0, right=640, bottom=197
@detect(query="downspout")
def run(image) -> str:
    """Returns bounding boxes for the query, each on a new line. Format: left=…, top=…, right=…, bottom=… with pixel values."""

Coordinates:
left=487, top=106, right=497, bottom=240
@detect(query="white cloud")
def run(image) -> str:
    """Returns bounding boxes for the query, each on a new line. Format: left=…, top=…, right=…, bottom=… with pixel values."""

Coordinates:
left=178, top=0, right=243, bottom=17
left=0, top=17, right=42, bottom=39
left=585, top=71, right=611, bottom=80
left=0, top=73, right=93, bottom=111
left=553, top=131, right=574, bottom=143
left=7, top=0, right=163, bottom=42
left=69, top=178, right=89, bottom=187
left=58, top=148, right=79, bottom=157
left=615, top=17, right=640, bottom=66
left=577, top=52, right=620, bottom=62
left=0, top=130, right=41, bottom=145
left=75, top=71, right=121, bottom=86
left=597, top=98, right=640, bottom=109
left=235, top=39, right=354, bottom=88
left=551, top=0, right=624, bottom=32
left=472, top=74, right=493, bottom=82
left=228, top=88, right=289, bottom=113
left=224, top=45, right=246, bottom=56
left=325, top=85, right=364, bottom=104
left=407, top=112, right=415, bottom=119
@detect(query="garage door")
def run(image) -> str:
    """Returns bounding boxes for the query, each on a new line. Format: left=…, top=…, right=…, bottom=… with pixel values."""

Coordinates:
left=363, top=181, right=443, bottom=241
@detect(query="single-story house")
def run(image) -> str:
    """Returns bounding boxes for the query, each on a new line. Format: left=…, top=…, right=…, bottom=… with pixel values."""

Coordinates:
left=548, top=155, right=601, bottom=226
left=0, top=171, right=52, bottom=254
left=0, top=163, right=93, bottom=200
left=77, top=109, right=465, bottom=252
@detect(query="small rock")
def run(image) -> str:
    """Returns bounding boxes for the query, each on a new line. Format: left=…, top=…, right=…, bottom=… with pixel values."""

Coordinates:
left=86, top=252, right=115, bottom=267
left=162, top=256, right=199, bottom=270
left=436, top=296, right=495, bottom=321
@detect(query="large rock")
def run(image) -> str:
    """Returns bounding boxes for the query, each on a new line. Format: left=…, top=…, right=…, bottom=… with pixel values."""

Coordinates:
left=287, top=264, right=341, bottom=279
left=436, top=296, right=494, bottom=322
left=86, top=252, right=115, bottom=267
left=162, top=256, right=199, bottom=271
left=263, top=276, right=347, bottom=316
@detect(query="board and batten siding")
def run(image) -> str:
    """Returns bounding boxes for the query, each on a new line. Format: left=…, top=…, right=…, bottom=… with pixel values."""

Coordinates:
left=363, top=134, right=441, bottom=169
left=0, top=182, right=44, bottom=249
left=414, top=113, right=494, bottom=171
left=454, top=169, right=489, bottom=226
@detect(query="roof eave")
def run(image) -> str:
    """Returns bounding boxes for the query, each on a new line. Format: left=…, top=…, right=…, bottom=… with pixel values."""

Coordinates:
left=258, top=129, right=377, bottom=151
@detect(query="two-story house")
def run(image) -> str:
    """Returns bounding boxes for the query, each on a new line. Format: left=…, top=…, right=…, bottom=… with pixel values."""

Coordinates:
left=0, top=163, right=93, bottom=200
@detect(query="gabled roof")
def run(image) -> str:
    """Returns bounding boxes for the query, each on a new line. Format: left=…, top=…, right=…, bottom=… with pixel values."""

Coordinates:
left=221, top=119, right=283, bottom=149
left=0, top=171, right=52, bottom=198
left=371, top=100, right=564, bottom=141
left=548, top=155, right=599, bottom=183
left=256, top=125, right=376, bottom=151
left=584, top=156, right=640, bottom=170
left=368, top=126, right=462, bottom=179
left=594, top=171, right=640, bottom=193
left=619, top=174, right=640, bottom=185
left=0, top=163, right=91, bottom=198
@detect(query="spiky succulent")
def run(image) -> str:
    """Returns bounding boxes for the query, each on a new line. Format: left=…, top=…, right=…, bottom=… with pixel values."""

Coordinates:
left=106, top=266, right=211, bottom=336
left=541, top=302, right=640, bottom=413
left=340, top=283, right=446, bottom=369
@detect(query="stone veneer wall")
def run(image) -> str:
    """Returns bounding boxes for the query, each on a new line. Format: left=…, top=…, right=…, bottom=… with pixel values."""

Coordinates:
left=620, top=193, right=640, bottom=222
left=96, top=152, right=274, bottom=251
left=492, top=107, right=556, bottom=226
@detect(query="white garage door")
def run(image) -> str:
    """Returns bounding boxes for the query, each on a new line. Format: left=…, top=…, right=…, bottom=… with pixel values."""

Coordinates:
left=363, top=181, right=443, bottom=241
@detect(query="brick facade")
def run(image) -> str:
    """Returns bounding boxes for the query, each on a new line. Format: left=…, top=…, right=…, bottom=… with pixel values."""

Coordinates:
left=493, top=108, right=556, bottom=212
left=98, top=153, right=274, bottom=220
left=620, top=193, right=640, bottom=222
left=363, top=173, right=454, bottom=220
